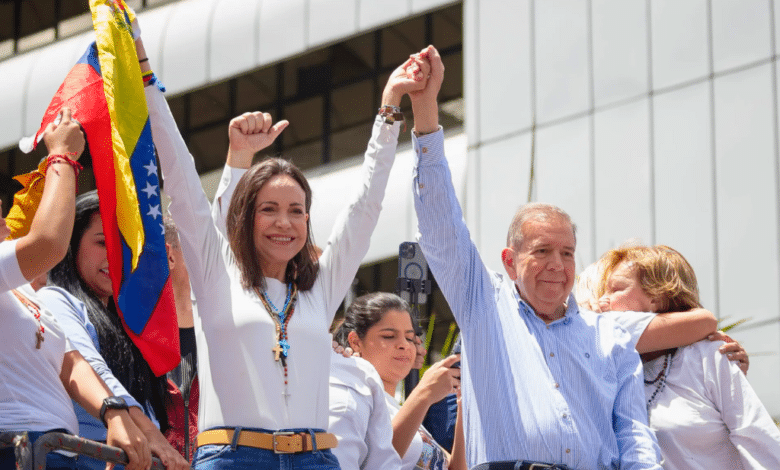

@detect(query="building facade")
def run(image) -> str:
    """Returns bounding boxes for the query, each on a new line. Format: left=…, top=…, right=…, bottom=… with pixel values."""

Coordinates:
left=1, top=0, right=778, bottom=418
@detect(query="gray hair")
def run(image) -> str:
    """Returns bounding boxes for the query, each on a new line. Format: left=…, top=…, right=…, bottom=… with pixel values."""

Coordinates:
left=507, top=203, right=577, bottom=249
left=163, top=216, right=180, bottom=248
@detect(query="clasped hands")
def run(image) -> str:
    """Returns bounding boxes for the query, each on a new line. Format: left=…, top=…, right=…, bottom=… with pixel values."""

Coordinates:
left=226, top=45, right=444, bottom=166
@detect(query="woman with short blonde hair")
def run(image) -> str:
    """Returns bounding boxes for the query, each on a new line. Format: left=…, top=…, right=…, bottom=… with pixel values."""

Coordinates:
left=596, top=244, right=780, bottom=469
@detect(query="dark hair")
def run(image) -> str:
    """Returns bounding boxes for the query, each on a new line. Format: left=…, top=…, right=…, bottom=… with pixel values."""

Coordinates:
left=333, top=292, right=412, bottom=348
left=226, top=157, right=319, bottom=291
left=48, top=190, right=169, bottom=431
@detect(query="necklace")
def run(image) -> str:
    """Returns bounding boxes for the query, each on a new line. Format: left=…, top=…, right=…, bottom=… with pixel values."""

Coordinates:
left=12, top=290, right=45, bottom=349
left=256, top=282, right=298, bottom=396
left=645, top=352, right=673, bottom=412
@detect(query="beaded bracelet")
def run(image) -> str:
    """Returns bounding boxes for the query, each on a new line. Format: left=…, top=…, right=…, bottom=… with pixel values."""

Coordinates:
left=45, top=153, right=83, bottom=178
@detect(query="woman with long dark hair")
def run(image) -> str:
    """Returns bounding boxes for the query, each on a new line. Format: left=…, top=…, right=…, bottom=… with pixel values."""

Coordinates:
left=39, top=191, right=188, bottom=470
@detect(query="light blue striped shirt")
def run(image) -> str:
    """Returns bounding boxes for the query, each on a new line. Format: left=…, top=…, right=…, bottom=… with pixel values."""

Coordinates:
left=412, top=129, right=662, bottom=470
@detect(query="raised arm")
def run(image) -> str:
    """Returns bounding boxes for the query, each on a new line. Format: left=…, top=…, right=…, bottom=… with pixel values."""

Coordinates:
left=410, top=47, right=493, bottom=327
left=136, top=38, right=232, bottom=323
left=13, top=109, right=84, bottom=281
left=409, top=46, right=441, bottom=136
left=315, top=52, right=427, bottom=319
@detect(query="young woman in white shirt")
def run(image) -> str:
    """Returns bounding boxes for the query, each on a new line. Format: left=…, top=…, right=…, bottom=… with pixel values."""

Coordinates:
left=135, top=36, right=432, bottom=469
left=595, top=245, right=780, bottom=470
left=0, top=109, right=150, bottom=470
left=333, top=292, right=466, bottom=470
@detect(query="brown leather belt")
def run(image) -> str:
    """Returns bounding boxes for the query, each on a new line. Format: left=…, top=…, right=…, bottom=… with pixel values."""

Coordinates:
left=196, top=429, right=338, bottom=454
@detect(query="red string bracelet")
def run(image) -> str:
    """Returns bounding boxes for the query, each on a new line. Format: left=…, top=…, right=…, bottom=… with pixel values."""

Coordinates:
left=45, top=153, right=83, bottom=178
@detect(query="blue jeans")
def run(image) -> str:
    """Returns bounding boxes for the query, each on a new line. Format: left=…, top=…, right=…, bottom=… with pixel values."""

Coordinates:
left=0, top=430, right=78, bottom=470
left=192, top=428, right=340, bottom=470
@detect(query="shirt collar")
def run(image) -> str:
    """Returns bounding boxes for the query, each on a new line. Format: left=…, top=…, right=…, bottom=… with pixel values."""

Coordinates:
left=510, top=280, right=580, bottom=326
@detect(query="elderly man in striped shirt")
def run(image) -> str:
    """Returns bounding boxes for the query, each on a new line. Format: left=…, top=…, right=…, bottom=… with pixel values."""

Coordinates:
left=409, top=47, right=662, bottom=470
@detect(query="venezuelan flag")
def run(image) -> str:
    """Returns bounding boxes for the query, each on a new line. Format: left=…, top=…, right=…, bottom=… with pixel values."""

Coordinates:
left=89, top=0, right=178, bottom=376
left=21, top=0, right=179, bottom=376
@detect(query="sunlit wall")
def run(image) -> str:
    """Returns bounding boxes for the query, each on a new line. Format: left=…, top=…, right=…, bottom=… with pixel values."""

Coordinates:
left=465, top=0, right=780, bottom=417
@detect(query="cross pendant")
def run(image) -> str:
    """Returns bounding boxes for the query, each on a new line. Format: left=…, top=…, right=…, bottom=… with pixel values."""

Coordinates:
left=35, top=331, right=44, bottom=349
left=272, top=344, right=284, bottom=361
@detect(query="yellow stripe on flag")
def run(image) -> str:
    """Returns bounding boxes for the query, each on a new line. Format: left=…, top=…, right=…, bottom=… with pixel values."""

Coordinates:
left=91, top=0, right=146, bottom=270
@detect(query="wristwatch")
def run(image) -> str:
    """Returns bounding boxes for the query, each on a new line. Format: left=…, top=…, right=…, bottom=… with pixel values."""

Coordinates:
left=100, top=396, right=129, bottom=426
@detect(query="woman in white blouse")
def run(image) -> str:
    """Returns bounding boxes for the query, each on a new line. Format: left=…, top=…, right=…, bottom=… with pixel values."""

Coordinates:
left=332, top=292, right=465, bottom=470
left=596, top=244, right=780, bottom=470
left=0, top=109, right=150, bottom=470
left=136, top=37, right=430, bottom=469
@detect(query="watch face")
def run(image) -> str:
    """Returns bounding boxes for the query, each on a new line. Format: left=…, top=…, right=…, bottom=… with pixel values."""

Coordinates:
left=101, top=396, right=129, bottom=425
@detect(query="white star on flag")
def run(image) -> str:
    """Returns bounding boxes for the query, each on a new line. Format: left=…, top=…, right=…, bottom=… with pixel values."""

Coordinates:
left=141, top=181, right=158, bottom=199
left=147, top=204, right=162, bottom=220
left=143, top=159, right=158, bottom=177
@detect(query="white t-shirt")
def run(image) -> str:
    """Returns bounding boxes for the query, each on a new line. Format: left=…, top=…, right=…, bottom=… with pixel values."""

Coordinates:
left=644, top=340, right=780, bottom=470
left=0, top=239, right=78, bottom=434
left=328, top=354, right=401, bottom=470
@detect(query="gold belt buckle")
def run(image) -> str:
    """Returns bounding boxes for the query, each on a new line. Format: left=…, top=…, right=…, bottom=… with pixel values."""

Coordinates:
left=272, top=431, right=300, bottom=454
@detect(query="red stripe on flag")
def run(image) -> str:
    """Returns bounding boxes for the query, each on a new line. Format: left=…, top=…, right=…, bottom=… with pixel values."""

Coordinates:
left=122, top=277, right=179, bottom=376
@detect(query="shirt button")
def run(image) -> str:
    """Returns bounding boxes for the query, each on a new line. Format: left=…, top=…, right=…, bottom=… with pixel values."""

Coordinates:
left=422, top=147, right=428, bottom=153
left=554, top=383, right=559, bottom=388
left=419, top=183, right=425, bottom=189
left=566, top=449, right=571, bottom=454
left=549, top=352, right=555, bottom=357
left=562, top=413, right=567, bottom=418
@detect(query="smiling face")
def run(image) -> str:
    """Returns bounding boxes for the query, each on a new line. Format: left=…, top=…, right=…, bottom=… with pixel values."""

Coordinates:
left=76, top=213, right=112, bottom=304
left=502, top=217, right=576, bottom=321
left=349, top=308, right=416, bottom=393
left=600, top=261, right=658, bottom=313
left=253, top=174, right=309, bottom=281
